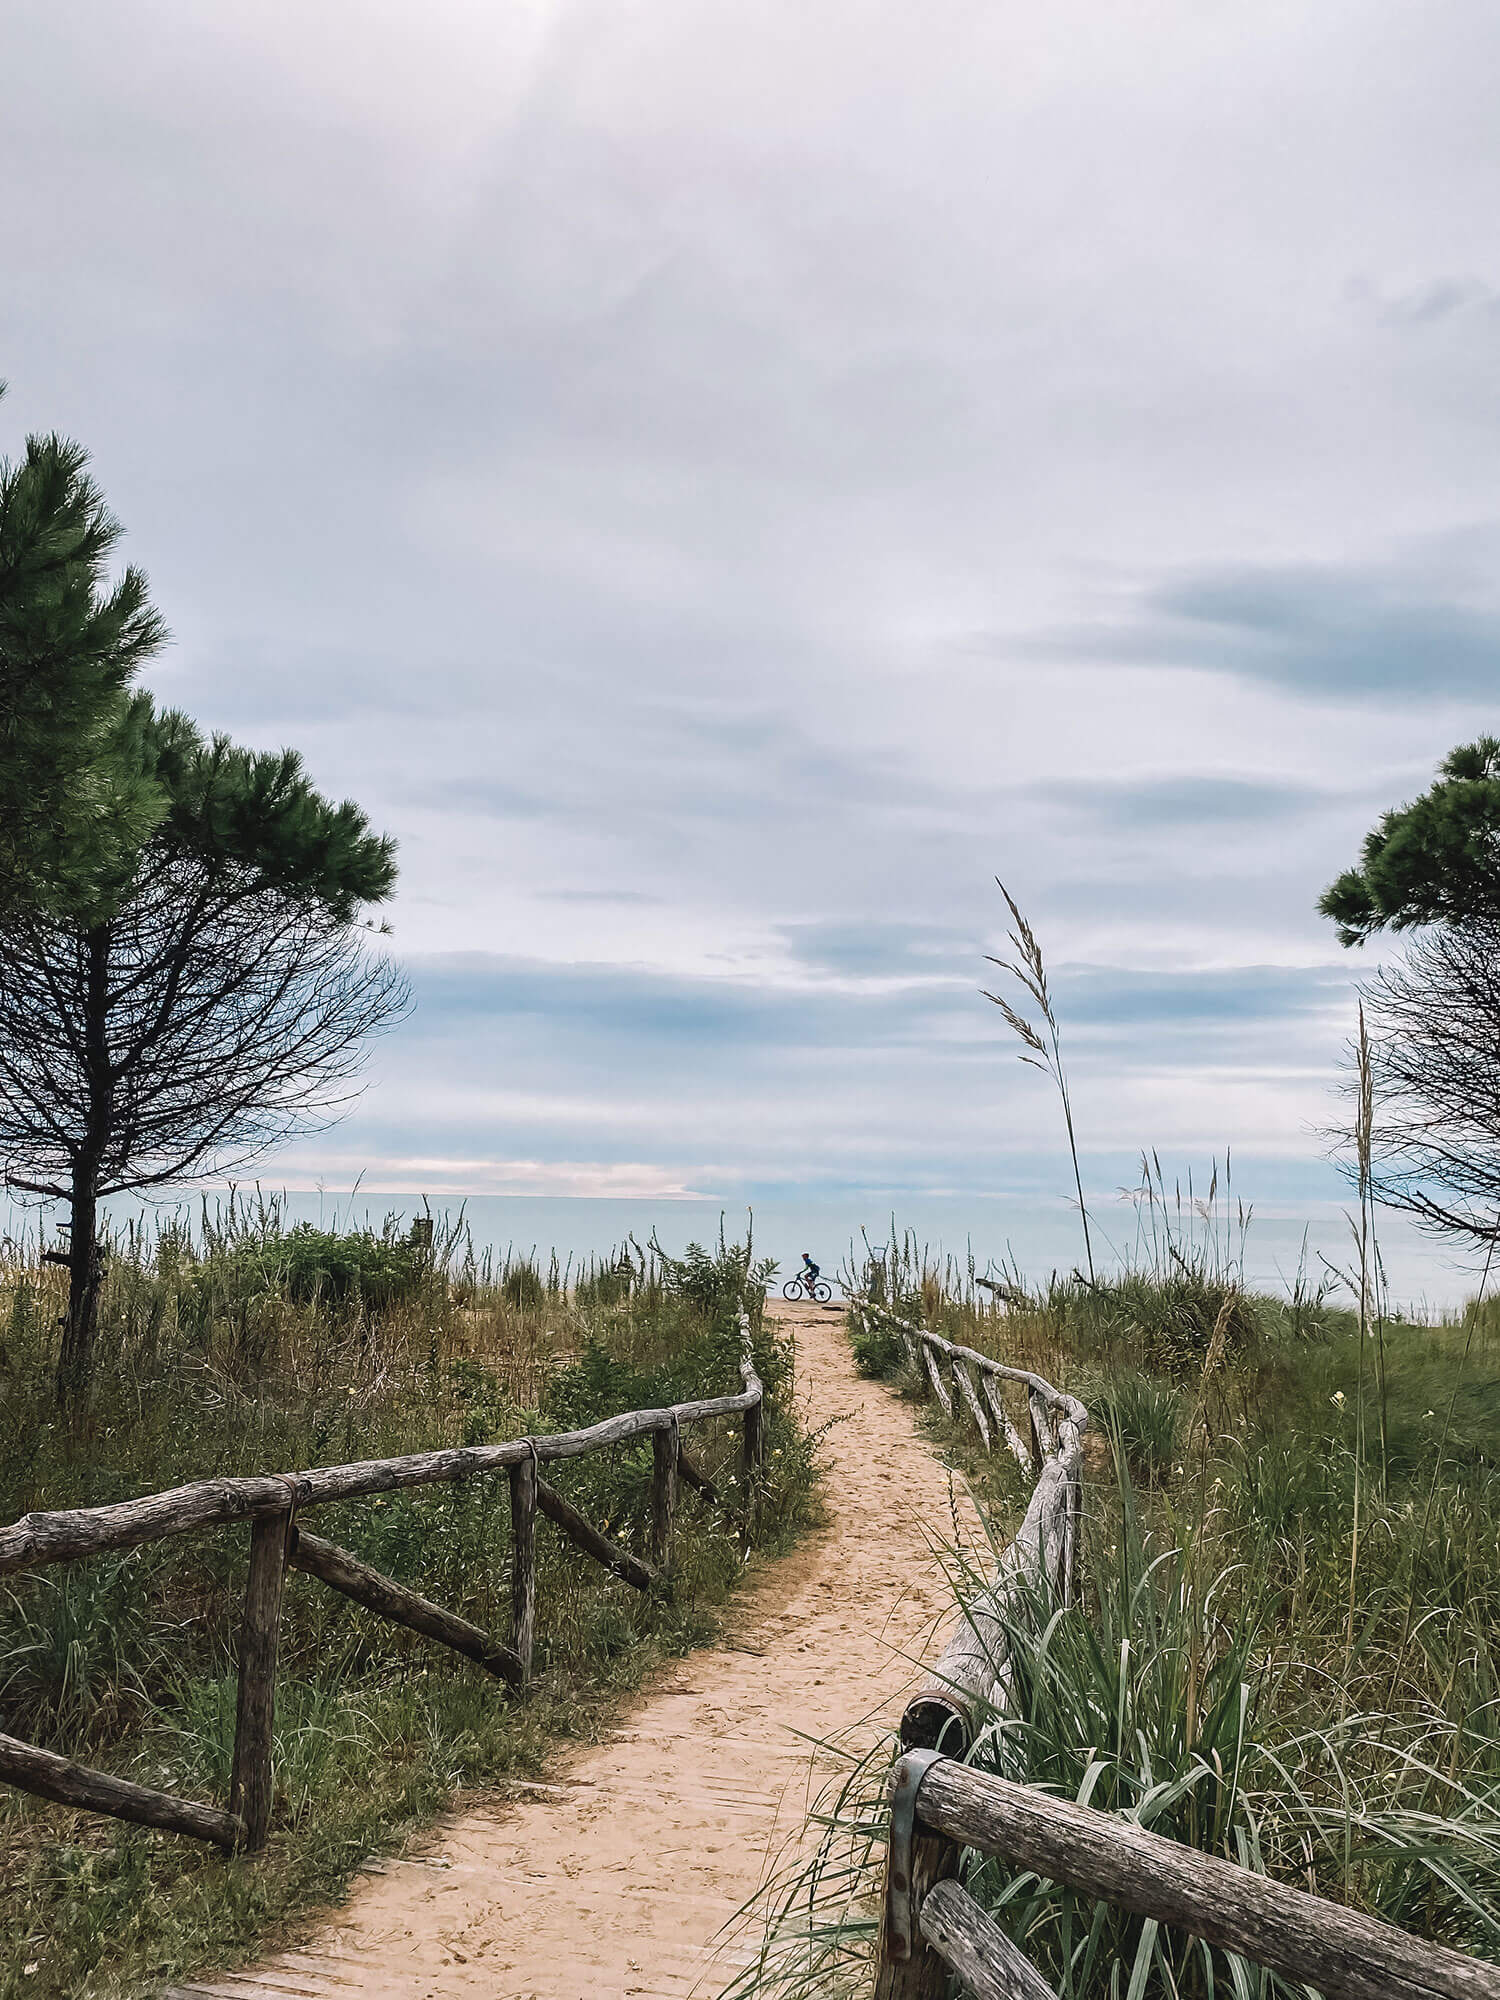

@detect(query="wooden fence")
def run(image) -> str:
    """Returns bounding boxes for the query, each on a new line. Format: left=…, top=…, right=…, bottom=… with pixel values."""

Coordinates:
left=853, top=1300, right=1500, bottom=2000
left=873, top=1752, right=1500, bottom=2000
left=849, top=1298, right=1084, bottom=1758
left=0, top=1313, right=764, bottom=1855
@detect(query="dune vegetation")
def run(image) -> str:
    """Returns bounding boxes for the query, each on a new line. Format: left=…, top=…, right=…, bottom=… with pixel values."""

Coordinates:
left=736, top=1190, right=1500, bottom=1999
left=0, top=1206, right=819, bottom=2000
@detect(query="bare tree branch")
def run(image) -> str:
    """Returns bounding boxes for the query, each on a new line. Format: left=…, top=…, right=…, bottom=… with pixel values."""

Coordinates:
left=1349, top=920, right=1500, bottom=1247
left=0, top=851, right=410, bottom=1207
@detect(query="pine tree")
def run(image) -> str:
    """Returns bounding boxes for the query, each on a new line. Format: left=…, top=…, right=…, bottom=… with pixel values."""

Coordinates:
left=0, top=698, right=406, bottom=1407
left=1319, top=738, right=1500, bottom=945
left=0, top=385, right=168, bottom=919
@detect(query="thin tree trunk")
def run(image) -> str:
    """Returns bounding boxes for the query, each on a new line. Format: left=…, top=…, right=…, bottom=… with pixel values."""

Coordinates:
left=56, top=924, right=112, bottom=1411
left=56, top=1169, right=103, bottom=1407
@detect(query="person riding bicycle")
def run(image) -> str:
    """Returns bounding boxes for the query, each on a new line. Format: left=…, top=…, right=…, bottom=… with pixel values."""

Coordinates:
left=800, top=1251, right=821, bottom=1290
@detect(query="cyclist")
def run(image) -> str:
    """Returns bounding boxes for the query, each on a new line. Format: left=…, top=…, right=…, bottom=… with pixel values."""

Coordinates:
left=800, top=1251, right=822, bottom=1291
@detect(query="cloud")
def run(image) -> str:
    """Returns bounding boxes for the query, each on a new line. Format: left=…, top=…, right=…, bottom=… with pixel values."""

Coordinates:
left=1025, top=776, right=1324, bottom=828
left=774, top=919, right=974, bottom=980
left=1149, top=563, right=1500, bottom=698
left=999, top=545, right=1500, bottom=703
left=262, top=1153, right=710, bottom=1199
left=1349, top=275, right=1500, bottom=330
left=371, top=952, right=1355, bottom=1106
left=541, top=888, right=665, bottom=907
left=6, top=0, right=1498, bottom=1296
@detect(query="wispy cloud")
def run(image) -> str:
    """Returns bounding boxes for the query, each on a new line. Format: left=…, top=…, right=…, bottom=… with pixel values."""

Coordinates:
left=998, top=545, right=1500, bottom=702
left=268, top=1153, right=711, bottom=1199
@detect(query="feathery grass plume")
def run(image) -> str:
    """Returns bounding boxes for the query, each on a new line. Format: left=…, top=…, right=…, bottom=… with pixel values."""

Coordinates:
left=984, top=879, right=1096, bottom=1283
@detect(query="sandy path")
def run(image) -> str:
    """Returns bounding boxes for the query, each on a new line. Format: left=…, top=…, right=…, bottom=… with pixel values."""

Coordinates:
left=173, top=1302, right=974, bottom=2000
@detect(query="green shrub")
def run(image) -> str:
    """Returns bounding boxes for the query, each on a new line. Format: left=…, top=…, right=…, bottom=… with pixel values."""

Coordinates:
left=851, top=1317, right=907, bottom=1380
left=206, top=1222, right=431, bottom=1311
left=501, top=1260, right=546, bottom=1310
left=1092, top=1371, right=1182, bottom=1485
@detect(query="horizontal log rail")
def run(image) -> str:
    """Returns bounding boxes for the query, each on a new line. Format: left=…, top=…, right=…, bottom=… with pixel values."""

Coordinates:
left=878, top=1751, right=1500, bottom=2000
left=0, top=1362, right=763, bottom=1578
left=0, top=1311, right=766, bottom=1855
left=849, top=1298, right=1086, bottom=1424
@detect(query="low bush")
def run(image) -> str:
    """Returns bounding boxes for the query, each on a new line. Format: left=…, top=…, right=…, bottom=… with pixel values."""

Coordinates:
left=1090, top=1370, right=1181, bottom=1483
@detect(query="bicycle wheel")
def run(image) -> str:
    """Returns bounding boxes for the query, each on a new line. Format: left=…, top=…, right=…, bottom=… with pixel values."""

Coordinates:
left=782, top=1278, right=805, bottom=1301
left=812, top=1281, right=833, bottom=1303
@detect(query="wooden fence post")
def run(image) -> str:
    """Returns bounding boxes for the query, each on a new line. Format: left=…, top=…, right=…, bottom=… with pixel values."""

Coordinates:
left=228, top=1504, right=292, bottom=1852
left=509, top=1450, right=537, bottom=1682
left=651, top=1421, right=679, bottom=1569
left=873, top=1752, right=961, bottom=2000
left=1026, top=1389, right=1047, bottom=1473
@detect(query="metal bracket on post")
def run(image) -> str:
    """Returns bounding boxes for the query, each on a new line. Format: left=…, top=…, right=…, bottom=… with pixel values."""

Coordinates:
left=885, top=1749, right=947, bottom=1960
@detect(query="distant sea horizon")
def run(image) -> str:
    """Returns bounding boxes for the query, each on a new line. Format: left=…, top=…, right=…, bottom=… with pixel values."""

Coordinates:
left=6, top=1184, right=1489, bottom=1316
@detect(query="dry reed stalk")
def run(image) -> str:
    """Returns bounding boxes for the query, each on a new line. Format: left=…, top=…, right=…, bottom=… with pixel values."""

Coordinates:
left=983, top=881, right=1095, bottom=1286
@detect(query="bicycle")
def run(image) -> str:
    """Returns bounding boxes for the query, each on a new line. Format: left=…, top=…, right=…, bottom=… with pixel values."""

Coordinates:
left=782, top=1274, right=832, bottom=1303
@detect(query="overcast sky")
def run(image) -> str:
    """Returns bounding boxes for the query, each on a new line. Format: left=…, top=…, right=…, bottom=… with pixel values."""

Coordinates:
left=5, top=1, right=1499, bottom=1284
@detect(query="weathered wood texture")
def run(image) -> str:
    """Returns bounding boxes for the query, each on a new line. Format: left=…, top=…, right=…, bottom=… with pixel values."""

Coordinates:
left=508, top=1455, right=537, bottom=1679
left=913, top=1758, right=1500, bottom=2000
left=228, top=1511, right=290, bottom=1852
left=890, top=1318, right=1086, bottom=1754
left=536, top=1477, right=656, bottom=1591
left=651, top=1422, right=679, bottom=1566
left=917, top=1880, right=1060, bottom=2000
left=982, top=1371, right=1034, bottom=1470
left=952, top=1360, right=992, bottom=1451
left=852, top=1301, right=1088, bottom=1750
left=289, top=1529, right=525, bottom=1686
left=873, top=1822, right=961, bottom=2000
left=0, top=1730, right=244, bottom=1851
left=867, top=1301, right=1496, bottom=2000
left=0, top=1362, right=764, bottom=1577
left=0, top=1312, right=767, bottom=1852
left=850, top=1300, right=1085, bottom=1420
left=739, top=1309, right=765, bottom=1487
left=901, top=1453, right=1081, bottom=1753
left=922, top=1343, right=953, bottom=1416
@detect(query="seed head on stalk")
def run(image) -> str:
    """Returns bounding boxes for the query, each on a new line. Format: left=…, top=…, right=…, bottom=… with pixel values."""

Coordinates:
left=983, top=879, right=1095, bottom=1285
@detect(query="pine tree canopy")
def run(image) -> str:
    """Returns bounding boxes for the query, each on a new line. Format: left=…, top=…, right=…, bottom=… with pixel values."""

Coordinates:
left=1319, top=737, right=1500, bottom=946
left=115, top=696, right=398, bottom=921
left=0, top=397, right=170, bottom=919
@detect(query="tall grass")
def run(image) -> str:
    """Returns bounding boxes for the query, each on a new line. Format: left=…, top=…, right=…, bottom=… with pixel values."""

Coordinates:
left=737, top=1216, right=1500, bottom=1999
left=0, top=1207, right=818, bottom=1999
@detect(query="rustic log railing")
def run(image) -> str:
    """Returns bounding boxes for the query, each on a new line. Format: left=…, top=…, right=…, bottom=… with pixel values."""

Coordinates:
left=873, top=1751, right=1500, bottom=2000
left=853, top=1299, right=1500, bottom=2000
left=848, top=1299, right=1085, bottom=1758
left=0, top=1312, right=764, bottom=1855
